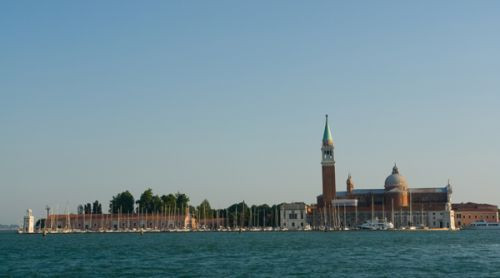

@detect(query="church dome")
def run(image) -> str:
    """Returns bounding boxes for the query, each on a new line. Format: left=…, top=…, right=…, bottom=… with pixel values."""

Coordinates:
left=384, top=164, right=408, bottom=190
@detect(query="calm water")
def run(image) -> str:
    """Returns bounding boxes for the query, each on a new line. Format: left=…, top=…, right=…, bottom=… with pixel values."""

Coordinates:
left=1, top=230, right=500, bottom=277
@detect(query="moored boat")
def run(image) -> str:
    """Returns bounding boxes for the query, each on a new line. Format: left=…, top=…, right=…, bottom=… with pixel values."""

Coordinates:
left=358, top=218, right=394, bottom=230
left=466, top=220, right=500, bottom=230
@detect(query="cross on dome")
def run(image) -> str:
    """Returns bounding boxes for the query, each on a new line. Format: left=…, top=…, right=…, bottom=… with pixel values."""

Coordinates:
left=392, top=163, right=399, bottom=174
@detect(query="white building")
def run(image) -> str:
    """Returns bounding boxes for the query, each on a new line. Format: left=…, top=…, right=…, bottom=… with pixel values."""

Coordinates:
left=23, top=209, right=35, bottom=233
left=426, top=202, right=455, bottom=229
left=280, top=202, right=308, bottom=230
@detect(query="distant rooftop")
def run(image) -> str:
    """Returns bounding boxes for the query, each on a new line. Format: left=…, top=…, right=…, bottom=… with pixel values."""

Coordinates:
left=336, top=189, right=385, bottom=197
left=452, top=202, right=498, bottom=211
left=335, top=186, right=449, bottom=197
left=409, top=187, right=448, bottom=193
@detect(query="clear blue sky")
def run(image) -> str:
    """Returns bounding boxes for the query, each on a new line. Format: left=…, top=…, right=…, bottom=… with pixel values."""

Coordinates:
left=1, top=1, right=499, bottom=224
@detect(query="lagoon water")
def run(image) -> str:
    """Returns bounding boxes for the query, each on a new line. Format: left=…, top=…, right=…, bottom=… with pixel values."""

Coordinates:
left=1, top=230, right=500, bottom=277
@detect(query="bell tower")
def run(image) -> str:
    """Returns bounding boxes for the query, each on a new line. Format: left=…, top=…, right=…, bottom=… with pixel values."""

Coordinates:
left=321, top=114, right=336, bottom=207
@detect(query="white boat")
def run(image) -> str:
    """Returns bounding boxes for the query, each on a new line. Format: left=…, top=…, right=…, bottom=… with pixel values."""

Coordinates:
left=359, top=218, right=394, bottom=230
left=466, top=220, right=500, bottom=230
left=217, top=227, right=229, bottom=232
left=417, top=224, right=428, bottom=230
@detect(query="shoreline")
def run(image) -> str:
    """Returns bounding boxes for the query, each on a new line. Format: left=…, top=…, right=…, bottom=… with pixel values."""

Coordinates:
left=18, top=228, right=458, bottom=235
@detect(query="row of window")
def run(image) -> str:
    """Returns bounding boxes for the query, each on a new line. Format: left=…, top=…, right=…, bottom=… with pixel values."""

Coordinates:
left=456, top=214, right=495, bottom=219
left=288, top=213, right=304, bottom=219
left=283, top=222, right=304, bottom=227
left=285, top=210, right=305, bottom=219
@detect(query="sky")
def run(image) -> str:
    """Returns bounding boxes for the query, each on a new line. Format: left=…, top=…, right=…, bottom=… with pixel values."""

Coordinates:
left=1, top=1, right=500, bottom=224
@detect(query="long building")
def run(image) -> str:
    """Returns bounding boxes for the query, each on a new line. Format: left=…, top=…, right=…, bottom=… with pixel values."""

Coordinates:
left=453, top=202, right=499, bottom=228
left=33, top=212, right=195, bottom=232
left=314, top=115, right=455, bottom=229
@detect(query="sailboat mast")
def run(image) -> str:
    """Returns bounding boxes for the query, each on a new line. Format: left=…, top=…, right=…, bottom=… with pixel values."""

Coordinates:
left=66, top=207, right=70, bottom=231
left=173, top=202, right=177, bottom=229
left=117, top=207, right=120, bottom=231
left=323, top=203, right=327, bottom=228
left=241, top=202, right=245, bottom=229
left=400, top=207, right=403, bottom=227
left=275, top=206, right=278, bottom=229
left=421, top=203, right=424, bottom=226
left=409, top=192, right=413, bottom=226
left=355, top=203, right=358, bottom=227
left=343, top=204, right=346, bottom=229
left=382, top=198, right=385, bottom=220
left=83, top=209, right=85, bottom=231
left=371, top=194, right=374, bottom=222
left=262, top=207, right=265, bottom=228
left=391, top=198, right=394, bottom=226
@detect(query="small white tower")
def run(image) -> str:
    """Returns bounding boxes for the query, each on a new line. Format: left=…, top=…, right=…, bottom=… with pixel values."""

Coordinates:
left=23, top=209, right=35, bottom=233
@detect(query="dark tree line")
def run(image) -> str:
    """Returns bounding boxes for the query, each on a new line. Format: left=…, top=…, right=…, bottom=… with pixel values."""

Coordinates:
left=78, top=188, right=191, bottom=215
left=109, top=190, right=134, bottom=213
left=193, top=200, right=281, bottom=227
left=133, top=188, right=190, bottom=214
left=77, top=200, right=102, bottom=214
left=76, top=188, right=281, bottom=227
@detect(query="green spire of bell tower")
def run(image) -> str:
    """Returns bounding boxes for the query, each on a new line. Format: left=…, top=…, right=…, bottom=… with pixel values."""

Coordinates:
left=322, top=114, right=334, bottom=147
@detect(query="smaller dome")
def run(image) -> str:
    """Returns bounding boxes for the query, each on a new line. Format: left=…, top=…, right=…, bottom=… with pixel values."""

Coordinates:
left=384, top=164, right=408, bottom=190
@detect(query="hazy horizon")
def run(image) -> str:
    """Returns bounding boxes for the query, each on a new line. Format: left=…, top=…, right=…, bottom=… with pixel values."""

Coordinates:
left=2, top=1, right=500, bottom=224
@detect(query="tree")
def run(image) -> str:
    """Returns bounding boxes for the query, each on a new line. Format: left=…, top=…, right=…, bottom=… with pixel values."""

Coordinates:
left=136, top=188, right=155, bottom=213
left=152, top=195, right=163, bottom=212
left=247, top=204, right=272, bottom=227
left=197, top=199, right=212, bottom=219
left=92, top=200, right=102, bottom=214
left=257, top=204, right=271, bottom=227
left=84, top=203, right=92, bottom=214
left=110, top=190, right=135, bottom=213
left=77, top=205, right=84, bottom=215
left=161, top=194, right=176, bottom=210
left=270, top=204, right=280, bottom=227
left=188, top=205, right=196, bottom=216
left=175, top=192, right=190, bottom=210
left=227, top=202, right=250, bottom=227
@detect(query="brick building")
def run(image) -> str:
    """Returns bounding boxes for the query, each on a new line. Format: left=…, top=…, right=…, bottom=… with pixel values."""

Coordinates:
left=453, top=202, right=499, bottom=228
left=314, top=116, right=455, bottom=229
